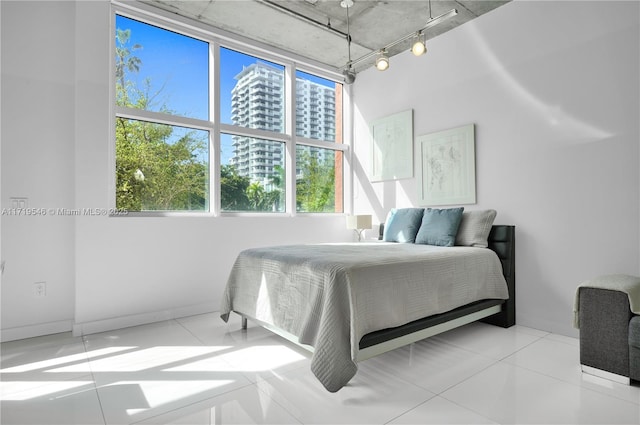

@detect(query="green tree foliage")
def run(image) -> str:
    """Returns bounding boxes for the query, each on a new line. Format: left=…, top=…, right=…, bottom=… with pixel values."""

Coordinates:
left=296, top=149, right=336, bottom=212
left=115, top=28, right=141, bottom=105
left=220, top=164, right=284, bottom=212
left=220, top=164, right=250, bottom=211
left=115, top=28, right=208, bottom=211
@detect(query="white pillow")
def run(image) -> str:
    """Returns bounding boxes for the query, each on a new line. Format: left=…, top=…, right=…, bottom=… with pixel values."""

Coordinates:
left=455, top=209, right=497, bottom=248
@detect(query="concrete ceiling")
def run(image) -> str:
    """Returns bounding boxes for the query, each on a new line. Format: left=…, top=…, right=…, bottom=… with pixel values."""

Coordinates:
left=143, top=0, right=510, bottom=76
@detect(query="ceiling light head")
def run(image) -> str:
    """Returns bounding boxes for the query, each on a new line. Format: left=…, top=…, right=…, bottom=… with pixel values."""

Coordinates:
left=343, top=67, right=356, bottom=84
left=375, top=51, right=389, bottom=71
left=411, top=33, right=426, bottom=56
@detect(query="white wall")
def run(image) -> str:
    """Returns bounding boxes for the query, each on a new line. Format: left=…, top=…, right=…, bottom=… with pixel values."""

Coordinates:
left=1, top=1, right=77, bottom=339
left=352, top=0, right=640, bottom=336
left=1, top=0, right=354, bottom=340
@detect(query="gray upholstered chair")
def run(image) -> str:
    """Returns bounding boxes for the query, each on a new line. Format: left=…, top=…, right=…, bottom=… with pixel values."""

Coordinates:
left=578, top=278, right=640, bottom=384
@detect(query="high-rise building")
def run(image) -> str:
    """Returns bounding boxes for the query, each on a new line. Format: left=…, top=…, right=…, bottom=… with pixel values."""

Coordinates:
left=230, top=62, right=337, bottom=186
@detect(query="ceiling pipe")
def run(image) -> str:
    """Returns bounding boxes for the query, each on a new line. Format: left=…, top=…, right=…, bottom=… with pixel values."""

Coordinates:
left=257, top=0, right=350, bottom=40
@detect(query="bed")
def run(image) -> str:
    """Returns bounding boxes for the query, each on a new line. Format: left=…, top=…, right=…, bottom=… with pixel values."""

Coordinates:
left=220, top=210, right=515, bottom=392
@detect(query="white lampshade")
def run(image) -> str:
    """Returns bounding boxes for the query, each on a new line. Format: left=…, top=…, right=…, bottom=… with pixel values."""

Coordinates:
left=346, top=214, right=372, bottom=230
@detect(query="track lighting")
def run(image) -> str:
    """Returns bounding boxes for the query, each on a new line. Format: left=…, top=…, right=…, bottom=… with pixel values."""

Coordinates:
left=341, top=0, right=457, bottom=74
left=375, top=51, right=389, bottom=71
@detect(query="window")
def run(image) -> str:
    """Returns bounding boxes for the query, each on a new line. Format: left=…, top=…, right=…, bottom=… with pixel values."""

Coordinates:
left=219, top=48, right=287, bottom=213
left=114, top=15, right=210, bottom=212
left=116, top=119, right=209, bottom=211
left=295, top=71, right=340, bottom=143
left=114, top=9, right=346, bottom=215
left=295, top=71, right=344, bottom=213
left=220, top=134, right=285, bottom=212
left=221, top=48, right=284, bottom=133
left=296, top=145, right=342, bottom=213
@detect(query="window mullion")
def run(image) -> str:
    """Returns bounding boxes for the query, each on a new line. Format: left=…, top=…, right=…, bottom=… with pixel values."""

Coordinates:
left=285, top=63, right=296, bottom=216
left=294, top=136, right=349, bottom=152
left=218, top=123, right=290, bottom=144
left=211, top=41, right=220, bottom=216
left=115, top=106, right=213, bottom=132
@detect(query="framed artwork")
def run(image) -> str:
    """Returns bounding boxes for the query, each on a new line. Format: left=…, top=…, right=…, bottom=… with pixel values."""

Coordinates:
left=417, top=124, right=476, bottom=206
left=370, top=109, right=413, bottom=182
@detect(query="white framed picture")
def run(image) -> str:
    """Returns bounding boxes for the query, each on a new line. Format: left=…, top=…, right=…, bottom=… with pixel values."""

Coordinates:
left=417, top=124, right=476, bottom=206
left=370, top=109, right=413, bottom=182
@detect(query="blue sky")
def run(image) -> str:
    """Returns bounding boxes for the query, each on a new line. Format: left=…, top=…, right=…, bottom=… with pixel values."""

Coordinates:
left=116, top=15, right=209, bottom=120
left=117, top=15, right=334, bottom=121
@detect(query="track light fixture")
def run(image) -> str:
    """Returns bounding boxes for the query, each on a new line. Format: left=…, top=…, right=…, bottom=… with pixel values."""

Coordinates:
left=343, top=67, right=356, bottom=84
left=411, top=32, right=426, bottom=56
left=375, top=51, right=390, bottom=71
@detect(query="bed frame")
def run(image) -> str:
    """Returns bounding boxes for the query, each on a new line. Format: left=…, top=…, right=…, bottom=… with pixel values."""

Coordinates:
left=357, top=224, right=516, bottom=360
left=240, top=224, right=516, bottom=362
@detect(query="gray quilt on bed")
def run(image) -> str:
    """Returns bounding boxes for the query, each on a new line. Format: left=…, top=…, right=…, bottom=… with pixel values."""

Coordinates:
left=220, top=242, right=509, bottom=392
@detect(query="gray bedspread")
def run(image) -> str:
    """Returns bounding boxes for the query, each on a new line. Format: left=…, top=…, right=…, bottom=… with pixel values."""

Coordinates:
left=220, top=242, right=508, bottom=392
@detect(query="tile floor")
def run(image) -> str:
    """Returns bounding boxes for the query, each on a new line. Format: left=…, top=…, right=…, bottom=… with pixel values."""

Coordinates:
left=1, top=313, right=639, bottom=424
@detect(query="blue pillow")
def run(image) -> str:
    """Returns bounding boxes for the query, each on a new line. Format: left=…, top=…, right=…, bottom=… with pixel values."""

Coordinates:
left=415, top=207, right=464, bottom=247
left=382, top=208, right=425, bottom=243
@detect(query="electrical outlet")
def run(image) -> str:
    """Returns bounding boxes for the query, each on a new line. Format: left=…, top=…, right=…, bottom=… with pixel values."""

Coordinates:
left=34, top=281, right=46, bottom=297
left=10, top=197, right=28, bottom=209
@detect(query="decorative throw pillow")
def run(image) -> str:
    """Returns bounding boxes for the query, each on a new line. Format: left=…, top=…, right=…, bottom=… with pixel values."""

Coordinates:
left=414, top=207, right=464, bottom=247
left=382, top=208, right=425, bottom=243
left=455, top=209, right=497, bottom=248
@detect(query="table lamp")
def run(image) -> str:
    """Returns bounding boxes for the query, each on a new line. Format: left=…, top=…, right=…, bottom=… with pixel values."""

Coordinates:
left=346, top=214, right=372, bottom=242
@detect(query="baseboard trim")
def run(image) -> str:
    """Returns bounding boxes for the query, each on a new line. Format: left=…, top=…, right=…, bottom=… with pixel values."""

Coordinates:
left=72, top=302, right=216, bottom=337
left=1, top=319, right=74, bottom=342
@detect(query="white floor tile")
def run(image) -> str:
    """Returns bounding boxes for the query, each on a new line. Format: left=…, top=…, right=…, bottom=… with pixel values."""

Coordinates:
left=545, top=332, right=580, bottom=347
left=363, top=338, right=497, bottom=394
left=177, top=312, right=274, bottom=347
left=0, top=380, right=105, bottom=424
left=504, top=335, right=640, bottom=405
left=432, top=322, right=542, bottom=359
left=98, top=376, right=252, bottom=424
left=1, top=332, right=106, bottom=424
left=388, top=396, right=498, bottom=424
left=255, top=361, right=434, bottom=424
left=178, top=313, right=312, bottom=383
left=83, top=320, right=205, bottom=350
left=213, top=337, right=310, bottom=383
left=1, top=332, right=89, bottom=385
left=441, top=361, right=640, bottom=424
left=137, top=384, right=301, bottom=424
left=91, top=347, right=253, bottom=424
left=512, top=324, right=550, bottom=338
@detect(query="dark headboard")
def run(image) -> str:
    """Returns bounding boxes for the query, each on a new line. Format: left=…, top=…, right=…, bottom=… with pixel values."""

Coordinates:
left=377, top=223, right=516, bottom=328
left=486, top=225, right=516, bottom=327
